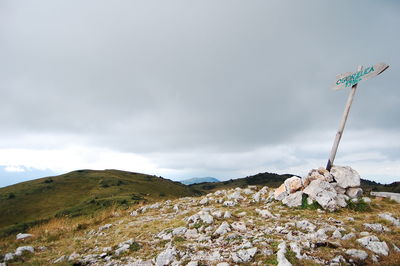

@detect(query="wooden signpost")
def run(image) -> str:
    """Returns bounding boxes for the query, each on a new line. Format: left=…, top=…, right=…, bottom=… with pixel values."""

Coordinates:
left=326, top=63, right=389, bottom=171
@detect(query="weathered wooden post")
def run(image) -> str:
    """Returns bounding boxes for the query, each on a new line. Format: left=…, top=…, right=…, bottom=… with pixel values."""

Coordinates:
left=326, top=63, right=389, bottom=171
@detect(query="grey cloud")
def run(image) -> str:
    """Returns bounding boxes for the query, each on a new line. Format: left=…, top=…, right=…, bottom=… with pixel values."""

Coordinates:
left=0, top=1, right=399, bottom=172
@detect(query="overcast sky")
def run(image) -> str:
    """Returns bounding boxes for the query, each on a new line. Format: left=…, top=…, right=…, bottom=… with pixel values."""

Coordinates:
left=1, top=0, right=399, bottom=187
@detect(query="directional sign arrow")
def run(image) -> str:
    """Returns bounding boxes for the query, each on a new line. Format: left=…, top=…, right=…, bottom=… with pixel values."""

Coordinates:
left=326, top=63, right=389, bottom=171
left=332, top=62, right=389, bottom=91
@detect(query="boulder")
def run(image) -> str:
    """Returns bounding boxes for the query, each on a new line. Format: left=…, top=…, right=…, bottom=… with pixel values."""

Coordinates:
left=302, top=168, right=333, bottom=187
left=335, top=194, right=348, bottom=208
left=330, top=166, right=360, bottom=188
left=282, top=191, right=303, bottom=207
left=346, top=187, right=363, bottom=198
left=274, top=184, right=287, bottom=200
left=303, top=180, right=338, bottom=211
left=284, top=176, right=303, bottom=193
left=356, top=235, right=389, bottom=256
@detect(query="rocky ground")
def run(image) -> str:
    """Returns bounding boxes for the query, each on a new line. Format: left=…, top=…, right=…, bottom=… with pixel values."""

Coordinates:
left=1, top=185, right=399, bottom=265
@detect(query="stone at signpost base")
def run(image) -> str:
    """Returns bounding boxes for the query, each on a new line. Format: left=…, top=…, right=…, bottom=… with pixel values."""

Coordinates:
left=335, top=194, right=348, bottom=208
left=303, top=179, right=338, bottom=211
left=302, top=168, right=333, bottom=187
left=330, top=166, right=360, bottom=188
left=284, top=176, right=303, bottom=194
left=346, top=187, right=363, bottom=199
left=274, top=184, right=288, bottom=201
left=282, top=191, right=303, bottom=207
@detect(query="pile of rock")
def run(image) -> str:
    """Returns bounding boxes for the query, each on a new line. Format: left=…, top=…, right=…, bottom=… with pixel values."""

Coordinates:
left=274, top=165, right=363, bottom=211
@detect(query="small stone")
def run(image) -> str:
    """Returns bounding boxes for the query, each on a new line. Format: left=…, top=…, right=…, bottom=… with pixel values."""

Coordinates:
left=198, top=211, right=213, bottom=224
left=186, top=261, right=198, bottom=266
left=363, top=223, right=390, bottom=232
left=223, top=211, right=232, bottom=218
left=231, top=222, right=246, bottom=232
left=214, top=222, right=231, bottom=236
left=346, top=187, right=363, bottom=198
left=155, top=246, right=177, bottom=266
left=362, top=197, right=371, bottom=203
left=255, top=208, right=275, bottom=218
left=332, top=230, right=342, bottom=239
left=216, top=263, right=230, bottom=266
left=115, top=244, right=130, bottom=256
left=98, top=224, right=112, bottom=231
left=346, top=249, right=368, bottom=260
left=68, top=252, right=80, bottom=261
left=296, top=220, right=316, bottom=232
left=130, top=211, right=138, bottom=216
left=15, top=246, right=34, bottom=256
left=199, top=198, right=209, bottom=205
left=231, top=247, right=257, bottom=263
left=16, top=233, right=33, bottom=240
left=378, top=213, right=400, bottom=227
left=223, top=200, right=236, bottom=207
left=4, top=253, right=15, bottom=261
left=53, top=255, right=67, bottom=263
left=172, top=227, right=187, bottom=236
left=342, top=233, right=356, bottom=240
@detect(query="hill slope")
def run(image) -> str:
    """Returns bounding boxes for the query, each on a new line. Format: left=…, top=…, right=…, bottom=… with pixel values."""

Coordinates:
left=189, top=172, right=294, bottom=192
left=179, top=177, right=220, bottom=185
left=0, top=169, right=199, bottom=236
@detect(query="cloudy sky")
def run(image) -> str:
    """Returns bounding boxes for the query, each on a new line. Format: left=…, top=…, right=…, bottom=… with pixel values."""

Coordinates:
left=1, top=0, right=399, bottom=187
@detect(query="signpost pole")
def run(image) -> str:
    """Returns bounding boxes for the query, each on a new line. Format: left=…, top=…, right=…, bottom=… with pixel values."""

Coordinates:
left=326, top=65, right=363, bottom=171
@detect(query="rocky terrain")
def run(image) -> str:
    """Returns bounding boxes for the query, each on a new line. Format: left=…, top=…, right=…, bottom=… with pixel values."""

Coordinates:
left=0, top=180, right=399, bottom=265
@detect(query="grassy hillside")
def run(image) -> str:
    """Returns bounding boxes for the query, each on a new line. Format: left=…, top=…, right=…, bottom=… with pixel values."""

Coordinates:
left=0, top=169, right=200, bottom=237
left=189, top=172, right=294, bottom=192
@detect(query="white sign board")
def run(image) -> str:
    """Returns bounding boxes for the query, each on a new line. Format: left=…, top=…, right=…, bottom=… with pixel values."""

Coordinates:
left=332, top=63, right=389, bottom=90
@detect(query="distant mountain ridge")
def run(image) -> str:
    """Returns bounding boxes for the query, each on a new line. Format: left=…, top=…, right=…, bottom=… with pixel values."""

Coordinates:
left=179, top=177, right=220, bottom=185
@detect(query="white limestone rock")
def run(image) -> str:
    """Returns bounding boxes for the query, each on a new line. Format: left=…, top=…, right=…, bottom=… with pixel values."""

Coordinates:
left=296, top=220, right=316, bottom=232
left=346, top=187, right=363, bottom=199
left=363, top=223, right=390, bottom=232
left=16, top=233, right=33, bottom=240
left=15, top=246, right=34, bottom=256
left=231, top=221, right=246, bottom=232
left=155, top=246, right=177, bottom=266
left=303, top=179, right=338, bottom=211
left=98, top=223, right=112, bottom=231
left=356, top=235, right=389, bottom=256
left=282, top=191, right=303, bottom=207
left=345, top=249, right=368, bottom=260
left=284, top=176, right=303, bottom=193
left=277, top=242, right=292, bottom=266
left=378, top=213, right=400, bottom=227
left=255, top=208, right=275, bottom=218
left=330, top=166, right=361, bottom=188
left=4, top=253, right=15, bottom=261
left=214, top=222, right=231, bottom=236
left=231, top=247, right=257, bottom=263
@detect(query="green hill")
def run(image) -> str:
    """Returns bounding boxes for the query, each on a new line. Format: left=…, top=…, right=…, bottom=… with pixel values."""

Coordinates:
left=0, top=169, right=200, bottom=237
left=189, top=172, right=294, bottom=192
